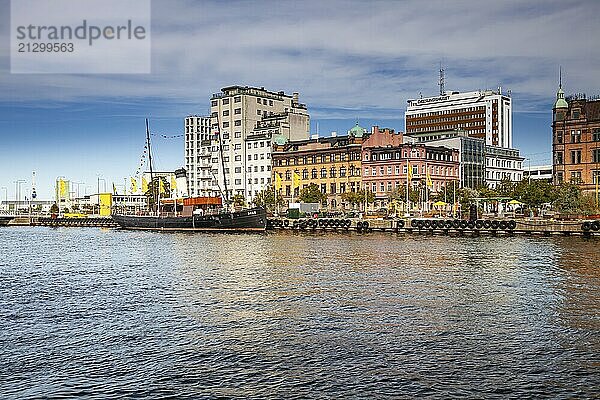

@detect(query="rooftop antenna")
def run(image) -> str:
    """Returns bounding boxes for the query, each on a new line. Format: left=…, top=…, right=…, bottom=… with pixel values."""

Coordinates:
left=439, top=62, right=445, bottom=96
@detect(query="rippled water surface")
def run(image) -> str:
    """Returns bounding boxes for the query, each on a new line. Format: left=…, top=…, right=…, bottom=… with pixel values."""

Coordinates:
left=1, top=227, right=599, bottom=399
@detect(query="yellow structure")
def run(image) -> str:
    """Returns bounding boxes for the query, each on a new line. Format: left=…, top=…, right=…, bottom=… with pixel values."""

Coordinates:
left=271, top=128, right=365, bottom=210
left=99, top=193, right=112, bottom=216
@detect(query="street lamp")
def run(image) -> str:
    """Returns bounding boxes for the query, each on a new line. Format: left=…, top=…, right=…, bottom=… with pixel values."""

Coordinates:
left=1, top=187, right=7, bottom=211
left=14, top=180, right=25, bottom=214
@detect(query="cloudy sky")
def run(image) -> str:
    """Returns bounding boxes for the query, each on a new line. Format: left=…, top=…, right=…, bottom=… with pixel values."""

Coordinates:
left=1, top=0, right=599, bottom=200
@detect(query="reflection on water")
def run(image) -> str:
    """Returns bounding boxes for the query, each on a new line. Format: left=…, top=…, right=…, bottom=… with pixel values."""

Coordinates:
left=0, top=227, right=599, bottom=398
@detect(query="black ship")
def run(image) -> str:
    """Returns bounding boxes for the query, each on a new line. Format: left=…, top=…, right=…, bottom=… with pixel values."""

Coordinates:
left=112, top=207, right=266, bottom=232
left=112, top=119, right=266, bottom=232
left=0, top=216, right=12, bottom=226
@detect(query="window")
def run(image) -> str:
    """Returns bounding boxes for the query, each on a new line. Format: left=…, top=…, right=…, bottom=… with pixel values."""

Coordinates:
left=571, top=130, right=581, bottom=143
left=330, top=183, right=336, bottom=194
left=211, top=100, right=217, bottom=107
left=247, top=143, right=252, bottom=149
left=380, top=167, right=384, bottom=175
left=555, top=152, right=563, bottom=165
left=256, top=98, right=261, bottom=103
left=234, top=108, right=241, bottom=115
left=340, top=167, right=346, bottom=177
left=285, top=170, right=291, bottom=180
left=570, top=171, right=582, bottom=183
left=594, top=129, right=600, bottom=142
left=222, top=122, right=229, bottom=128
left=556, top=131, right=563, bottom=144
left=234, top=179, right=241, bottom=185
left=257, top=110, right=262, bottom=115
left=234, top=96, right=241, bottom=103
left=593, top=149, right=600, bottom=163
left=311, top=169, right=317, bottom=179
left=364, top=167, right=369, bottom=176
left=321, top=183, right=327, bottom=194
left=302, top=169, right=308, bottom=179
left=222, top=110, right=229, bottom=117
left=234, top=167, right=241, bottom=173
left=340, top=182, right=346, bottom=193
left=234, top=120, right=241, bottom=126
left=234, top=131, right=241, bottom=138
left=395, top=165, right=400, bottom=174
left=222, top=132, right=229, bottom=140
left=571, top=150, right=581, bottom=164
left=320, top=168, right=327, bottom=178
left=235, top=155, right=241, bottom=161
left=330, top=167, right=336, bottom=178
left=234, top=144, right=241, bottom=150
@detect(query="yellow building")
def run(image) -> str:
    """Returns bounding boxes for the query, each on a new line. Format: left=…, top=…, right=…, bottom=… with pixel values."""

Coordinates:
left=271, top=124, right=366, bottom=210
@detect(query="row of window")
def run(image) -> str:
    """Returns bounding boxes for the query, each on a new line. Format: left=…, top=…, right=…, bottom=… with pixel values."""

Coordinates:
left=211, top=96, right=274, bottom=107
left=274, top=152, right=361, bottom=166
left=555, top=128, right=600, bottom=144
left=407, top=113, right=485, bottom=126
left=280, top=165, right=360, bottom=180
left=555, top=149, right=600, bottom=164
left=364, top=165, right=458, bottom=177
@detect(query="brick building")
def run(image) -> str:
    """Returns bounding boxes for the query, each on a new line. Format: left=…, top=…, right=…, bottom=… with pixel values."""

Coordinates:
left=552, top=83, right=600, bottom=193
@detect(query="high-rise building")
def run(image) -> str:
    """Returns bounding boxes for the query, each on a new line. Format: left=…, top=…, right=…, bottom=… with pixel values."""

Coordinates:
left=405, top=89, right=512, bottom=148
left=552, top=83, right=600, bottom=193
left=184, top=115, right=212, bottom=197
left=209, top=86, right=310, bottom=201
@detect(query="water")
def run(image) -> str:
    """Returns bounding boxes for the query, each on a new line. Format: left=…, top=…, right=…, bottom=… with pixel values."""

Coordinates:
left=1, top=227, right=599, bottom=399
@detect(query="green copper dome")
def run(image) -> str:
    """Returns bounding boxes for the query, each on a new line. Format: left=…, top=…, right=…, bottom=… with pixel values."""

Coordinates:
left=554, top=87, right=568, bottom=109
left=272, top=134, right=288, bottom=146
left=349, top=122, right=366, bottom=137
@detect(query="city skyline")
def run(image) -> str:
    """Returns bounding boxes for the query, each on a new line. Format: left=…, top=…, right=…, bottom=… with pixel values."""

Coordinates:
left=1, top=0, right=600, bottom=199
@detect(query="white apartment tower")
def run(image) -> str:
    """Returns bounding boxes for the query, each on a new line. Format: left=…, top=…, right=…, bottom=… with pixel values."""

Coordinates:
left=209, top=86, right=310, bottom=200
left=405, top=89, right=513, bottom=148
left=184, top=115, right=212, bottom=197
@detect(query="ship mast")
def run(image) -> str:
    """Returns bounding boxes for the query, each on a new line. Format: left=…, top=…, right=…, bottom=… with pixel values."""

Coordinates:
left=215, top=115, right=230, bottom=207
left=146, top=118, right=157, bottom=214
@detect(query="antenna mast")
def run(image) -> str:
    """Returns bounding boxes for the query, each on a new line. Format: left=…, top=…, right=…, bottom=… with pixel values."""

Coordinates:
left=439, top=63, right=445, bottom=96
left=145, top=118, right=156, bottom=213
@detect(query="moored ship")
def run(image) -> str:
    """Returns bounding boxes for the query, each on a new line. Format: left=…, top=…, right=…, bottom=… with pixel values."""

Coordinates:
left=112, top=207, right=266, bottom=232
left=0, top=216, right=13, bottom=226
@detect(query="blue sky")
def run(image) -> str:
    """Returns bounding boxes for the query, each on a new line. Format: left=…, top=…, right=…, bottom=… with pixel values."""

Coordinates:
left=1, top=0, right=599, bottom=200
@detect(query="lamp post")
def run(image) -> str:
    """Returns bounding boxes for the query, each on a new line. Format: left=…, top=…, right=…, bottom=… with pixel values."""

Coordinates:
left=14, top=180, right=25, bottom=214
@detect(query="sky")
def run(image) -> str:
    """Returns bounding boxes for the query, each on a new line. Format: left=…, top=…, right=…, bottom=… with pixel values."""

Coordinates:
left=1, top=0, right=599, bottom=200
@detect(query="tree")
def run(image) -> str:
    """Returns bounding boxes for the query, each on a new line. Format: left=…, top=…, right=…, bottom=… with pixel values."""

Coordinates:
left=496, top=177, right=516, bottom=197
left=252, top=186, right=286, bottom=210
left=50, top=203, right=59, bottom=213
left=298, top=183, right=327, bottom=204
left=552, top=182, right=582, bottom=214
left=232, top=194, right=246, bottom=209
left=145, top=177, right=171, bottom=210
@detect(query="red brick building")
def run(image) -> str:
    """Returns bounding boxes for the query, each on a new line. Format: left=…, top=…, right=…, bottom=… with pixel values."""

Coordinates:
left=552, top=84, right=600, bottom=193
left=362, top=126, right=459, bottom=208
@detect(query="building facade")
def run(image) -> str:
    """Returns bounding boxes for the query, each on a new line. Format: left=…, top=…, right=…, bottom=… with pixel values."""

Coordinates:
left=552, top=85, right=600, bottom=193
left=271, top=128, right=364, bottom=210
left=406, top=89, right=512, bottom=148
left=362, top=127, right=459, bottom=208
left=184, top=115, right=211, bottom=197
left=209, top=86, right=310, bottom=201
left=523, top=164, right=553, bottom=182
left=484, top=146, right=524, bottom=188
left=405, top=130, right=486, bottom=189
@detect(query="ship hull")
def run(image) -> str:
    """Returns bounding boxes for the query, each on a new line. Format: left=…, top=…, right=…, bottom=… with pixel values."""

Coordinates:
left=112, top=207, right=267, bottom=232
left=0, top=216, right=13, bottom=226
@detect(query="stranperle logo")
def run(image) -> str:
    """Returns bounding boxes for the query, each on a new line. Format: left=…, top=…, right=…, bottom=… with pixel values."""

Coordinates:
left=10, top=0, right=151, bottom=74
left=15, top=20, right=147, bottom=46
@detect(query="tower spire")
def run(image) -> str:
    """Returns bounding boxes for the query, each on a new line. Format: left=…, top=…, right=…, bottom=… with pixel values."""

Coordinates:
left=559, top=66, right=562, bottom=89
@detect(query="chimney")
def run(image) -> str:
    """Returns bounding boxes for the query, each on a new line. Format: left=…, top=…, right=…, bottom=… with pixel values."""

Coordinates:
left=292, top=92, right=299, bottom=103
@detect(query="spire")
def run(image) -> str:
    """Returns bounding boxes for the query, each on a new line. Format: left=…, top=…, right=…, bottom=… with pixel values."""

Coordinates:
left=554, top=66, right=568, bottom=110
left=559, top=66, right=562, bottom=89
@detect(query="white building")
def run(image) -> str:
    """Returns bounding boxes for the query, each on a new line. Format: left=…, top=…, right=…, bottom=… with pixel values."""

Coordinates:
left=484, top=146, right=524, bottom=188
left=406, top=89, right=513, bottom=148
left=184, top=115, right=212, bottom=197
left=209, top=86, right=310, bottom=201
left=524, top=164, right=553, bottom=182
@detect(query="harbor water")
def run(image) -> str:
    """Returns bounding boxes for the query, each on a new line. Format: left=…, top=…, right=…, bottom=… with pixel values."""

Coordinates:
left=1, top=227, right=599, bottom=399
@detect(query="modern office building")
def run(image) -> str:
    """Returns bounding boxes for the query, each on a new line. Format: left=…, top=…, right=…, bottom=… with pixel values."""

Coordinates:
left=552, top=83, right=600, bottom=193
left=208, top=86, right=310, bottom=201
left=406, top=89, right=512, bottom=148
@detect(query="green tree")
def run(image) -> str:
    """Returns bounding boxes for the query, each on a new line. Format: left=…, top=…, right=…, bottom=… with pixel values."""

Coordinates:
left=552, top=182, right=582, bottom=214
left=341, top=189, right=375, bottom=208
left=252, top=186, right=285, bottom=210
left=495, top=177, right=516, bottom=197
left=298, top=183, right=327, bottom=204
left=50, top=203, right=59, bottom=213
left=232, top=194, right=246, bottom=209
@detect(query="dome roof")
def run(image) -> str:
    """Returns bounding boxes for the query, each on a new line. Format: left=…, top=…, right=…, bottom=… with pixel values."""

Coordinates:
left=554, top=87, right=568, bottom=109
left=349, top=122, right=366, bottom=137
left=272, top=134, right=288, bottom=146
